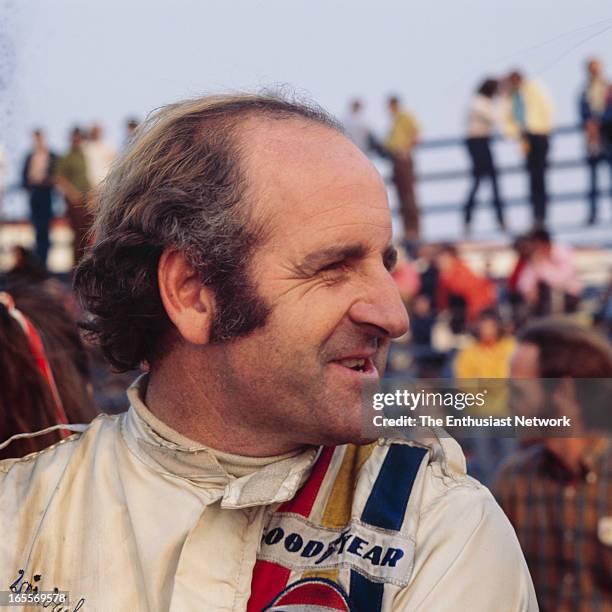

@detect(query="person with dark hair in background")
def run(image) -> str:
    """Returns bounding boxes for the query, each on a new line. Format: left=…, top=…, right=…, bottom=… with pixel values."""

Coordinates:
left=464, top=78, right=506, bottom=234
left=0, top=94, right=536, bottom=611
left=0, top=285, right=95, bottom=460
left=21, top=129, right=57, bottom=267
left=503, top=70, right=554, bottom=228
left=579, top=57, right=610, bottom=225
left=494, top=319, right=612, bottom=612
left=386, top=95, right=421, bottom=244
left=54, top=126, right=92, bottom=266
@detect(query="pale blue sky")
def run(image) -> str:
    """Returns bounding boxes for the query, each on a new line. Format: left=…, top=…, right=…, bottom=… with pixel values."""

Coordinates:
left=6, top=0, right=612, bottom=146
left=3, top=0, right=612, bottom=240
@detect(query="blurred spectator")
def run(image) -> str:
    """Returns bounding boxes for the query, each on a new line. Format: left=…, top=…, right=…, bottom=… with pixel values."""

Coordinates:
left=21, top=129, right=58, bottom=267
left=415, top=243, right=440, bottom=311
left=386, top=95, right=420, bottom=242
left=601, top=84, right=612, bottom=201
left=83, top=123, right=116, bottom=188
left=464, top=78, right=506, bottom=233
left=124, top=117, right=140, bottom=148
left=454, top=308, right=515, bottom=381
left=0, top=143, right=6, bottom=206
left=579, top=57, right=610, bottom=225
left=0, top=285, right=95, bottom=460
left=502, top=70, right=554, bottom=228
left=410, top=294, right=435, bottom=347
left=454, top=308, right=517, bottom=483
left=507, top=233, right=534, bottom=327
left=517, top=229, right=582, bottom=316
left=391, top=247, right=421, bottom=303
left=594, top=268, right=612, bottom=339
left=4, top=246, right=49, bottom=286
left=408, top=293, right=447, bottom=377
left=435, top=244, right=497, bottom=333
left=54, top=127, right=93, bottom=266
left=494, top=319, right=612, bottom=611
left=342, top=99, right=373, bottom=153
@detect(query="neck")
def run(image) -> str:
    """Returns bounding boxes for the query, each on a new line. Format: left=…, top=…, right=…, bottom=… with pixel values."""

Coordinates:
left=145, top=347, right=307, bottom=457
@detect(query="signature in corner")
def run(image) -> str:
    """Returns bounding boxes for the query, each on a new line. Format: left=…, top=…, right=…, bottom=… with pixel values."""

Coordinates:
left=9, top=569, right=86, bottom=611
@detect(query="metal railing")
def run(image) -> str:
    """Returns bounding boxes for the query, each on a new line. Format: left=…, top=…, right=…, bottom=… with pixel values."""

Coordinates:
left=408, top=124, right=611, bottom=222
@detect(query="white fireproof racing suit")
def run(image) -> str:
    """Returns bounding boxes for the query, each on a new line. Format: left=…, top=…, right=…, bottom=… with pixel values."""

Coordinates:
left=0, top=377, right=537, bottom=611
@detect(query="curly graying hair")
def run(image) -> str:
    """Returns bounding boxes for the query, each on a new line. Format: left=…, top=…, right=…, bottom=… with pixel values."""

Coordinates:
left=74, top=93, right=340, bottom=371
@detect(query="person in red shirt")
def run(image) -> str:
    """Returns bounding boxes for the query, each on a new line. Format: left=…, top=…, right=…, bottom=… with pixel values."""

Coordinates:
left=435, top=244, right=496, bottom=333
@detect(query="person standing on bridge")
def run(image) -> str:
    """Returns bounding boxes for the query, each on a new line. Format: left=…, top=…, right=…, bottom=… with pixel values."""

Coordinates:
left=464, top=78, right=506, bottom=235
left=21, top=129, right=58, bottom=268
left=579, top=57, right=609, bottom=225
left=342, top=99, right=374, bottom=154
left=385, top=95, right=421, bottom=245
left=54, top=127, right=93, bottom=267
left=502, top=71, right=554, bottom=229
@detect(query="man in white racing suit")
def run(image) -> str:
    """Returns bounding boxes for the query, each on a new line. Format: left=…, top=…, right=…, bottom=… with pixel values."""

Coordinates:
left=0, top=94, right=537, bottom=611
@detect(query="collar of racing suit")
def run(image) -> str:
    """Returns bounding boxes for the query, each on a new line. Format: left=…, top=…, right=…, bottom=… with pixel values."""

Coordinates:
left=120, top=375, right=322, bottom=510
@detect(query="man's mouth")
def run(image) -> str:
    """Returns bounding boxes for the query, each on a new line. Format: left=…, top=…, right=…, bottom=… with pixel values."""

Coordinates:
left=329, top=356, right=379, bottom=379
left=336, top=357, right=368, bottom=372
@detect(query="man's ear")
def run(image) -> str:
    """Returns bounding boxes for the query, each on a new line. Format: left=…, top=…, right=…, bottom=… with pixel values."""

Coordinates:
left=158, top=249, right=215, bottom=345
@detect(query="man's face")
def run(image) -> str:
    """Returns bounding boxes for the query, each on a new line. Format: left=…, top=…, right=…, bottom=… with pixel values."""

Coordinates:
left=210, top=119, right=408, bottom=447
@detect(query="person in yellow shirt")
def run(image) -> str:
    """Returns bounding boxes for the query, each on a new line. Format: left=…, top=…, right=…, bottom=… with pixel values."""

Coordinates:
left=454, top=308, right=515, bottom=416
left=386, top=96, right=420, bottom=242
left=454, top=309, right=517, bottom=483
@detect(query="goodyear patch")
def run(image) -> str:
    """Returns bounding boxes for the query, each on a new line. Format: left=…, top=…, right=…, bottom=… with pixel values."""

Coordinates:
left=258, top=513, right=414, bottom=586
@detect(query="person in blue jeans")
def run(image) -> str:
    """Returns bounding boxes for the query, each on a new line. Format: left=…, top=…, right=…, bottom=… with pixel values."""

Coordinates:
left=464, top=78, right=505, bottom=233
left=578, top=57, right=610, bottom=225
left=21, top=129, right=57, bottom=267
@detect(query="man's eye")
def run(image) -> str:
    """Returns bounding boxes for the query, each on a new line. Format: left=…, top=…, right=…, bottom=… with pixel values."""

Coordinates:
left=319, top=260, right=347, bottom=273
left=384, top=249, right=398, bottom=272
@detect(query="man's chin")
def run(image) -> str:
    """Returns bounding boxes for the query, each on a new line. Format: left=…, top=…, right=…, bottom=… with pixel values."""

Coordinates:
left=316, top=408, right=376, bottom=447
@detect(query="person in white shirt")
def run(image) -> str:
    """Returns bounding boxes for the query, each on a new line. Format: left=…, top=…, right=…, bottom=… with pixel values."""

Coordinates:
left=0, top=94, right=537, bottom=611
left=464, top=78, right=506, bottom=234
left=83, top=123, right=116, bottom=188
left=342, top=99, right=373, bottom=153
left=502, top=70, right=554, bottom=228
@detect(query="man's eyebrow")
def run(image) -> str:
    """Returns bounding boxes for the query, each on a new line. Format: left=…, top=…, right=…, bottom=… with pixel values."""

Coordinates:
left=298, top=244, right=368, bottom=271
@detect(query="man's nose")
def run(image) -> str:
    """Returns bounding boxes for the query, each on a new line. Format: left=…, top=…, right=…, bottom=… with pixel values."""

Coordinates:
left=348, top=269, right=409, bottom=339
